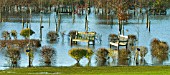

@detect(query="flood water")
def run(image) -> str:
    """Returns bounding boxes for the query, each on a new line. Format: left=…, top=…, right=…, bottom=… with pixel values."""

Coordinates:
left=0, top=8, right=170, bottom=69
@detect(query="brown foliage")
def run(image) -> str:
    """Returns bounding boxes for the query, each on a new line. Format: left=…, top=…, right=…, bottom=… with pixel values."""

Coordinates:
left=0, top=39, right=41, bottom=48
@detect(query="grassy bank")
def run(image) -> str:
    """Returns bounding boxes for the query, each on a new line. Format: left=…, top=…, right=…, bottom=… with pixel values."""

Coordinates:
left=0, top=66, right=170, bottom=75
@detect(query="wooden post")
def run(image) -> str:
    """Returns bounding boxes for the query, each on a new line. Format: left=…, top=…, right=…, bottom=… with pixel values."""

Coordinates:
left=40, top=15, right=42, bottom=41
left=85, top=14, right=88, bottom=32
left=26, top=22, right=28, bottom=28
left=72, top=4, right=75, bottom=23
left=21, top=17, right=24, bottom=29
left=49, top=15, right=50, bottom=27
left=146, top=13, right=149, bottom=28
left=0, top=11, right=2, bottom=22
left=148, top=21, right=151, bottom=32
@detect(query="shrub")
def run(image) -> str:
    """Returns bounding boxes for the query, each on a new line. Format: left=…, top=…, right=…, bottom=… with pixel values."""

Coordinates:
left=118, top=48, right=130, bottom=65
left=6, top=46, right=20, bottom=67
left=47, top=31, right=58, bottom=41
left=41, top=45, right=56, bottom=66
left=11, top=30, right=17, bottom=40
left=69, top=48, right=87, bottom=63
left=151, top=38, right=169, bottom=63
left=128, top=34, right=137, bottom=46
left=2, top=31, right=10, bottom=40
left=20, top=28, right=35, bottom=39
left=96, top=48, right=109, bottom=66
left=85, top=48, right=94, bottom=61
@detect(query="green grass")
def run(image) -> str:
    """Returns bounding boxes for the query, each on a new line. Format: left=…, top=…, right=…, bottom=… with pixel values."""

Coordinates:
left=1, top=66, right=170, bottom=75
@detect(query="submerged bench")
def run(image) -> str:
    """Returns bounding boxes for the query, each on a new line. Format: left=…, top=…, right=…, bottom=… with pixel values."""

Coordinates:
left=110, top=35, right=128, bottom=50
left=70, top=31, right=96, bottom=46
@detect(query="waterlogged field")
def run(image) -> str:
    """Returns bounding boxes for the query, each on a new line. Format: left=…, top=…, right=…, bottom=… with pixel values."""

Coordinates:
left=0, top=8, right=170, bottom=69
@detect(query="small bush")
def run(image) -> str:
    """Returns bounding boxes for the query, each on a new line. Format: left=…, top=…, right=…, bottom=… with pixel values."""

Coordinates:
left=118, top=48, right=130, bottom=65
left=20, top=28, right=35, bottom=39
left=69, top=48, right=87, bottom=63
left=151, top=38, right=169, bottom=63
left=41, top=45, right=56, bottom=66
left=11, top=30, right=17, bottom=40
left=96, top=48, right=109, bottom=66
left=6, top=46, right=20, bottom=67
left=2, top=31, right=10, bottom=40
left=47, top=31, right=58, bottom=41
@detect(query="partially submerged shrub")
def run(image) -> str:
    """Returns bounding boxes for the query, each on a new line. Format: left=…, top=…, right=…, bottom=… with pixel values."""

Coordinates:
left=69, top=48, right=87, bottom=63
left=151, top=38, right=169, bottom=63
left=0, top=39, right=41, bottom=48
left=20, top=28, right=35, bottom=39
left=118, top=48, right=130, bottom=65
left=6, top=46, right=20, bottom=67
left=96, top=48, right=109, bottom=66
left=41, top=45, right=56, bottom=66
left=128, top=34, right=137, bottom=46
left=85, top=48, right=94, bottom=61
left=11, top=30, right=17, bottom=40
left=2, top=31, right=10, bottom=40
left=47, top=31, right=59, bottom=41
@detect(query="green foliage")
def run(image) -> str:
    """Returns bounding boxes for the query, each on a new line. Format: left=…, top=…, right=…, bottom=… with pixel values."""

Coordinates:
left=69, top=48, right=93, bottom=63
left=85, top=48, right=93, bottom=60
left=69, top=48, right=87, bottom=62
left=41, top=45, right=56, bottom=66
left=20, top=28, right=35, bottom=39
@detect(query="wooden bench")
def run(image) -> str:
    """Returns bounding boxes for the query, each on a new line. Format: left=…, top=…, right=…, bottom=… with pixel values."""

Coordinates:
left=70, top=32, right=96, bottom=46
left=110, top=35, right=128, bottom=50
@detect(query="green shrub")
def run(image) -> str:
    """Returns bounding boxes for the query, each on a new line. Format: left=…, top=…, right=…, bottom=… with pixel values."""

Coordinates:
left=85, top=48, right=94, bottom=61
left=20, top=28, right=35, bottom=39
left=69, top=48, right=87, bottom=63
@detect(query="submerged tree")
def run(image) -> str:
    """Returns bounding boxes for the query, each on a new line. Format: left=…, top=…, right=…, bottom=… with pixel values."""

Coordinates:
left=41, top=45, right=56, bottom=66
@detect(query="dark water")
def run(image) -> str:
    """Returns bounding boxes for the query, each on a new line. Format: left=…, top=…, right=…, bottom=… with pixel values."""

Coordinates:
left=0, top=8, right=170, bottom=69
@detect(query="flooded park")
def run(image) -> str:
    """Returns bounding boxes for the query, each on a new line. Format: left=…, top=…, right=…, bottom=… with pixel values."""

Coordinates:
left=0, top=0, right=170, bottom=70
